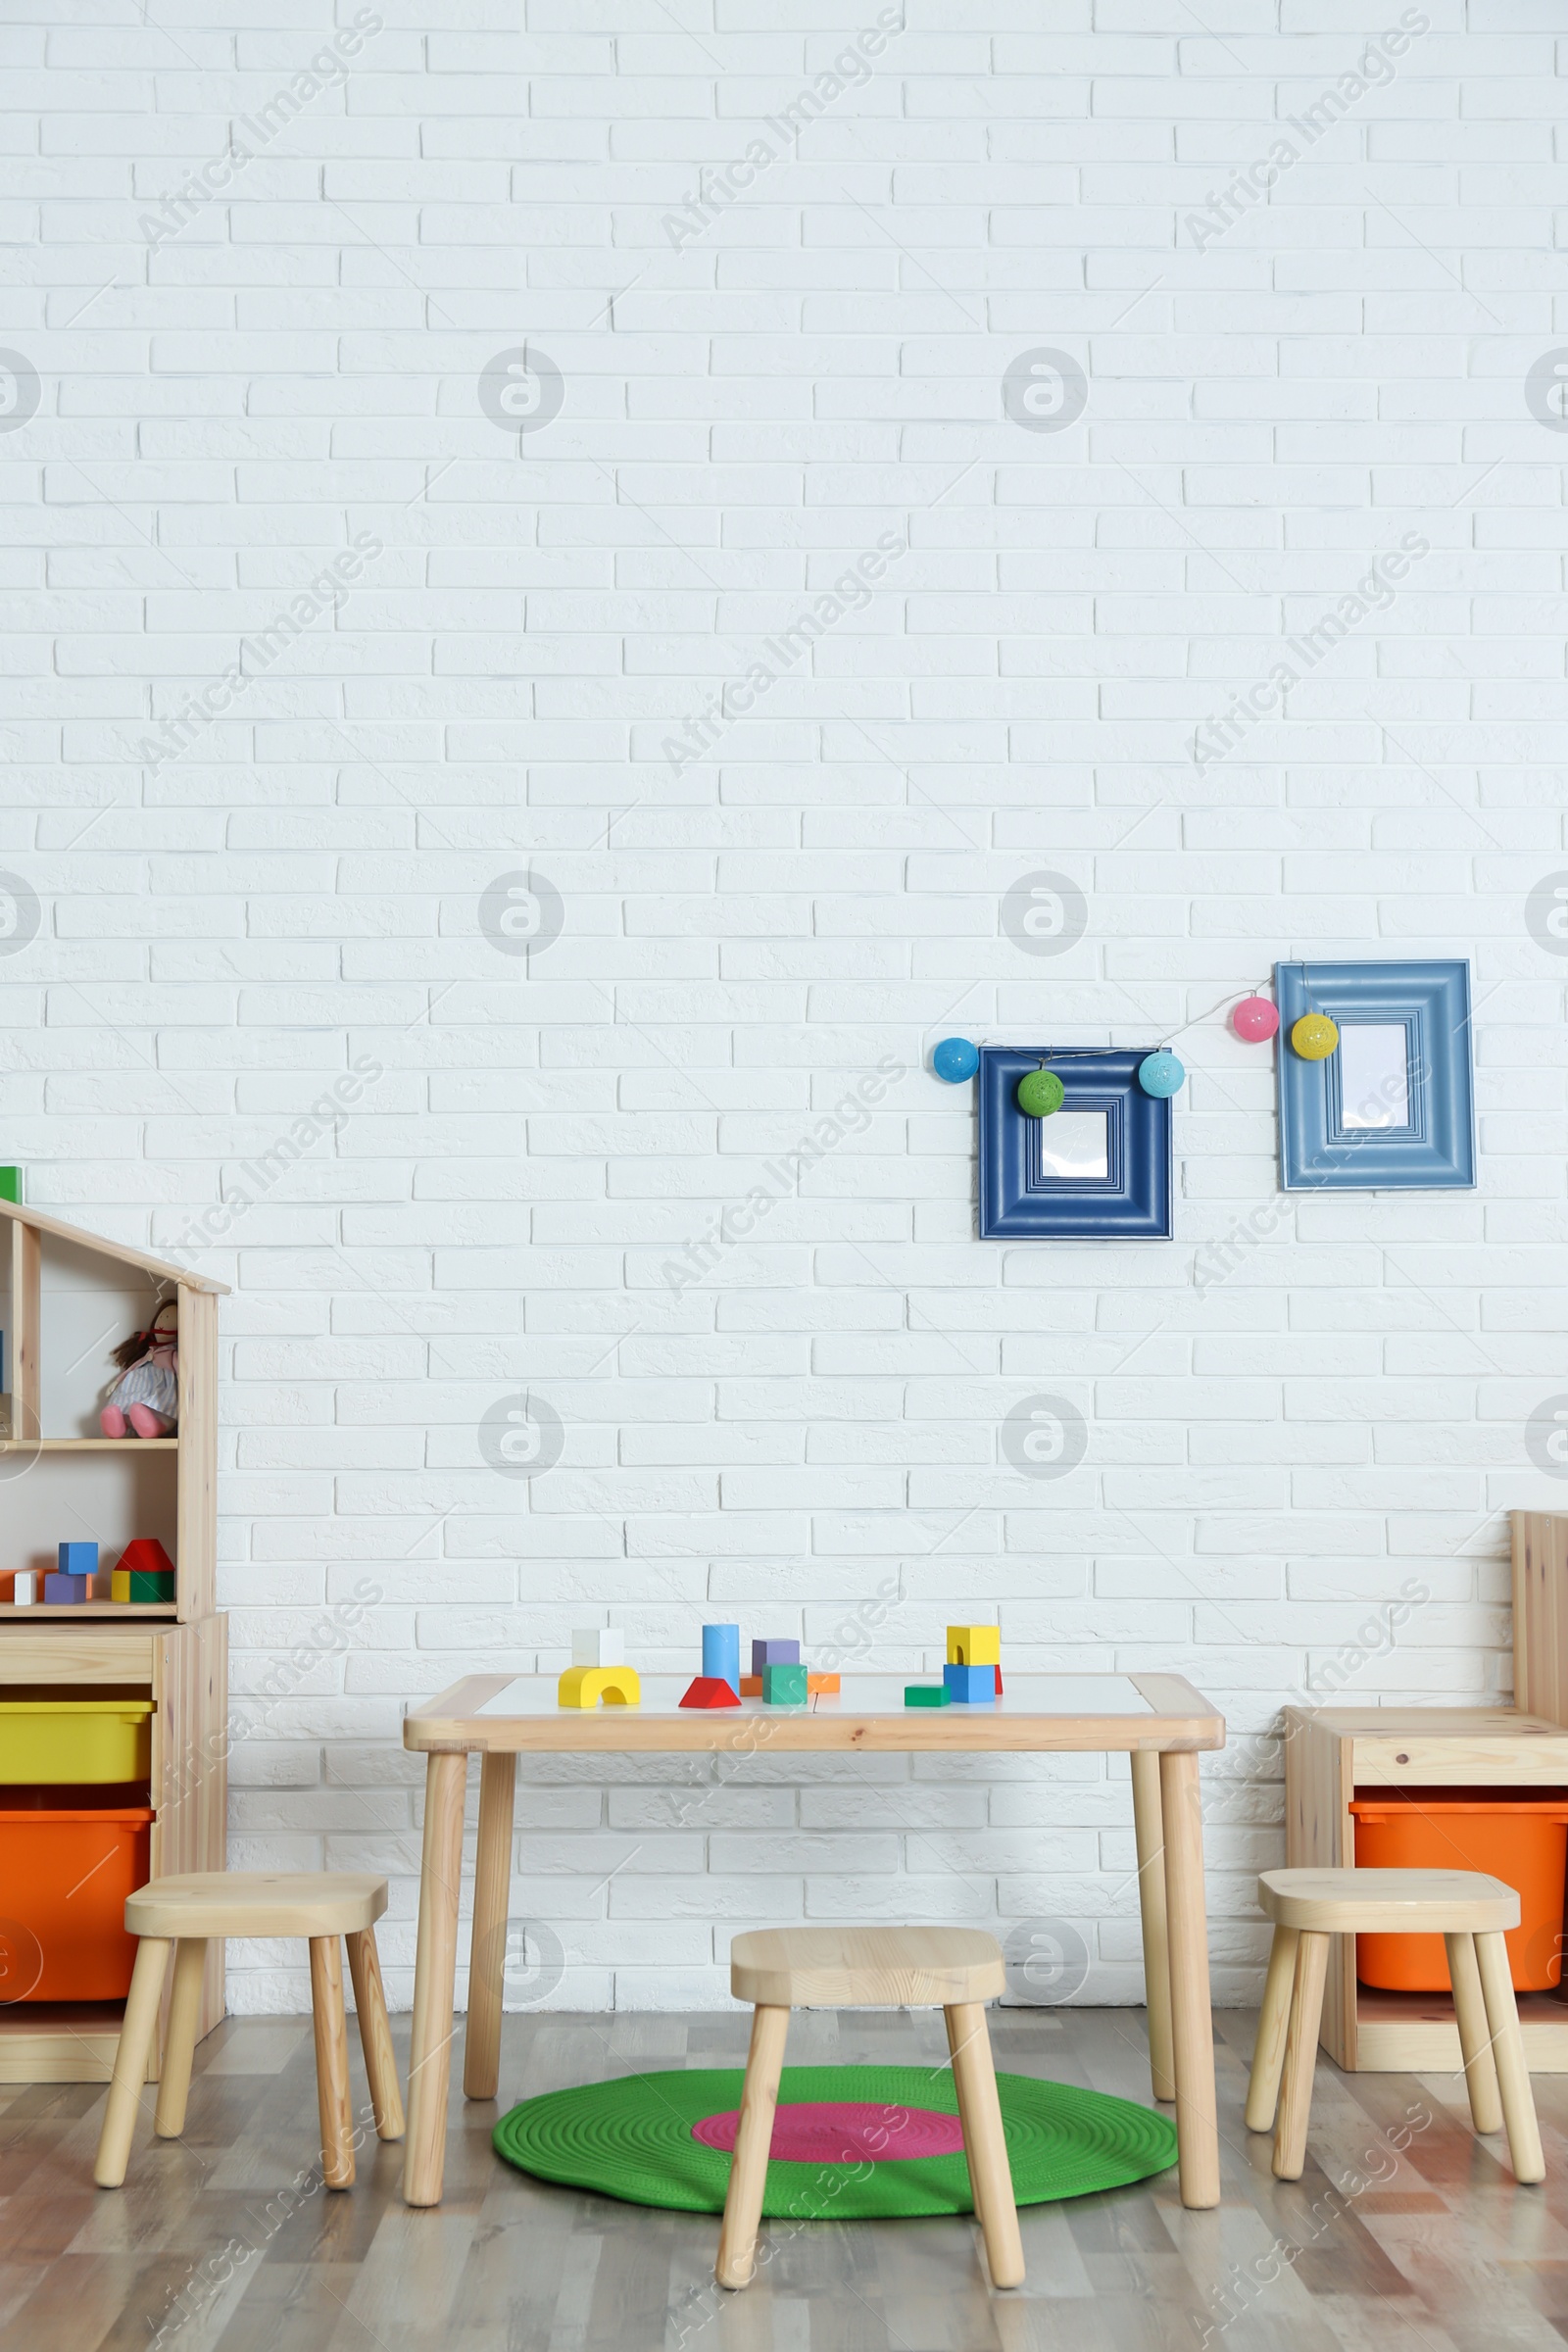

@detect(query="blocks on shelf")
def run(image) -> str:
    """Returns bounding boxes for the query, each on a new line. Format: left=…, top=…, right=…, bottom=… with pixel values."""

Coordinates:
left=557, top=1665, right=641, bottom=1709
left=905, top=1685, right=951, bottom=1708
left=44, top=1572, right=90, bottom=1604
left=943, top=1661, right=997, bottom=1704
left=680, top=1676, right=742, bottom=1710
left=761, top=1661, right=808, bottom=1705
left=571, top=1627, right=623, bottom=1668
left=11, top=1569, right=33, bottom=1606
left=702, top=1623, right=740, bottom=1693
left=59, top=1541, right=98, bottom=1579
left=112, top=1537, right=174, bottom=1604
left=751, top=1638, right=800, bottom=1673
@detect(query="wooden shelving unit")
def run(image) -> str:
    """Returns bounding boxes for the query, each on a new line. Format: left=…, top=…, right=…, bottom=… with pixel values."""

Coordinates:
left=1286, top=1510, right=1568, bottom=2075
left=0, top=1200, right=228, bottom=2082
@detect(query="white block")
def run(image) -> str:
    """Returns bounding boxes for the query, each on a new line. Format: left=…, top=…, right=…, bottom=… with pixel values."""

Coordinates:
left=572, top=1628, right=623, bottom=1667
left=13, top=1570, right=34, bottom=1606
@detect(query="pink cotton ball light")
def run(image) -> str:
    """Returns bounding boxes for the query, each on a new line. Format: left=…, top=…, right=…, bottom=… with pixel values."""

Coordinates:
left=1233, top=995, right=1279, bottom=1043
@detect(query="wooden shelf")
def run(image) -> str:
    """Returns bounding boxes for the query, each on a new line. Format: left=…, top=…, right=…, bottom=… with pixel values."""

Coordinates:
left=0, top=1998, right=156, bottom=2083
left=1355, top=1983, right=1568, bottom=2073
left=0, top=1438, right=177, bottom=1452
left=0, top=1602, right=177, bottom=1619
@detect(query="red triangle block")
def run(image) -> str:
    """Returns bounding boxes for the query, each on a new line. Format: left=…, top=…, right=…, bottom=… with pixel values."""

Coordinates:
left=679, top=1676, right=741, bottom=1709
left=117, top=1538, right=174, bottom=1578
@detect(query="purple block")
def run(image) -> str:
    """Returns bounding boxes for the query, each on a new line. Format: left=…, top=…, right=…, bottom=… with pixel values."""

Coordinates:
left=751, top=1638, right=801, bottom=1673
left=43, top=1572, right=90, bottom=1604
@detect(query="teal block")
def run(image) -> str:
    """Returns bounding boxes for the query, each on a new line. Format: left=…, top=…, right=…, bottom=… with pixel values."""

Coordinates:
left=904, top=1685, right=951, bottom=1708
left=761, top=1661, right=808, bottom=1705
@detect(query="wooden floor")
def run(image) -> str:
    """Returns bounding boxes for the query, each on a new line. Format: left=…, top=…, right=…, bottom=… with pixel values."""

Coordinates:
left=2, top=2002, right=1567, bottom=2350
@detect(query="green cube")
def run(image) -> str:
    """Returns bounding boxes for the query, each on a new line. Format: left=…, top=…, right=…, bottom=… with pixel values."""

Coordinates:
left=904, top=1685, right=951, bottom=1708
left=0, top=1167, right=21, bottom=1204
left=761, top=1661, right=808, bottom=1705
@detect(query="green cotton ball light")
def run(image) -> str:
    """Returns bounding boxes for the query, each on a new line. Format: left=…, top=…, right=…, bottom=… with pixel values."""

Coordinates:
left=1016, top=1069, right=1064, bottom=1118
left=1137, top=1050, right=1185, bottom=1099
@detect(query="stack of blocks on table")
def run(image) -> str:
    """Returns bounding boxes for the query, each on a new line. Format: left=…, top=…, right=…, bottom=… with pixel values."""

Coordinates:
left=557, top=1627, right=642, bottom=1709
left=906, top=1626, right=1004, bottom=1709
left=554, top=1624, right=842, bottom=1710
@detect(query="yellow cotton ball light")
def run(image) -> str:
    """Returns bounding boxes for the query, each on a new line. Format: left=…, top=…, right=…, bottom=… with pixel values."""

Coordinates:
left=1291, top=1012, right=1340, bottom=1061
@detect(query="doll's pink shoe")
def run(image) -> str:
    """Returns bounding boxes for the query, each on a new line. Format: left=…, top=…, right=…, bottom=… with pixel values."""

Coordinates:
left=126, top=1404, right=172, bottom=1439
left=100, top=1405, right=128, bottom=1437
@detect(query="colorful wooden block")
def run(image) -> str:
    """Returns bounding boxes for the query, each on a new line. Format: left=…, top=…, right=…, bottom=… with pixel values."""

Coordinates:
left=751, top=1638, right=800, bottom=1673
left=702, top=1623, right=740, bottom=1693
left=761, top=1661, right=808, bottom=1705
left=11, top=1569, right=33, bottom=1606
left=0, top=1166, right=21, bottom=1204
left=571, top=1627, right=624, bottom=1668
left=739, top=1675, right=762, bottom=1695
left=947, top=1625, right=1000, bottom=1667
left=117, top=1537, right=173, bottom=1578
left=111, top=1568, right=175, bottom=1603
left=557, top=1665, right=641, bottom=1709
left=905, top=1685, right=951, bottom=1708
left=58, top=1541, right=98, bottom=1577
left=680, top=1676, right=741, bottom=1710
left=808, top=1672, right=839, bottom=1693
left=44, top=1572, right=90, bottom=1604
left=944, top=1661, right=996, bottom=1704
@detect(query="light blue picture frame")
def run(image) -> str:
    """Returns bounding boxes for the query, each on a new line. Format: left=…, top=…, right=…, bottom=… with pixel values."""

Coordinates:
left=1275, top=959, right=1475, bottom=1192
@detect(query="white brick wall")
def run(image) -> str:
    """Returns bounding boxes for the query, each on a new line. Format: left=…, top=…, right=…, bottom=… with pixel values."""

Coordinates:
left=5, top=1, right=1566, bottom=2014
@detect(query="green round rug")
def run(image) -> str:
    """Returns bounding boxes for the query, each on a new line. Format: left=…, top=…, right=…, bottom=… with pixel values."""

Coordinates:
left=493, top=2065, right=1176, bottom=2220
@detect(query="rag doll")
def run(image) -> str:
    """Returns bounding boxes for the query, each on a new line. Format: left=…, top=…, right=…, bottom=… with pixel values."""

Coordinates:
left=100, top=1300, right=178, bottom=1438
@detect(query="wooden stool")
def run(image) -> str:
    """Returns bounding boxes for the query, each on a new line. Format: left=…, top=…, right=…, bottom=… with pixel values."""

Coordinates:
left=94, top=1872, right=404, bottom=2192
left=1247, top=1868, right=1544, bottom=2185
left=717, top=1926, right=1023, bottom=2292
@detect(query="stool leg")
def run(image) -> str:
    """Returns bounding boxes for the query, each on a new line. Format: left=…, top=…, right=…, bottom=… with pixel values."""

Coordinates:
left=94, top=1936, right=172, bottom=2188
left=154, top=1936, right=209, bottom=2138
left=1474, top=1930, right=1545, bottom=2184
left=1246, top=1925, right=1299, bottom=2134
left=1446, top=1932, right=1502, bottom=2137
left=310, top=1935, right=356, bottom=2189
left=1272, top=1931, right=1329, bottom=2181
left=716, top=2004, right=790, bottom=2290
left=946, top=2001, right=1025, bottom=2289
left=347, top=1926, right=405, bottom=2141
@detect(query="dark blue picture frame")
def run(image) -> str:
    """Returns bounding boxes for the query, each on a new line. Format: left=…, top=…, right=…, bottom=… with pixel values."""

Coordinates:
left=1275, top=958, right=1475, bottom=1192
left=978, top=1048, right=1172, bottom=1239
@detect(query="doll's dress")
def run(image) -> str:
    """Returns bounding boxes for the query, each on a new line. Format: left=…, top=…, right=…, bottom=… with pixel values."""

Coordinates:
left=105, top=1340, right=178, bottom=1425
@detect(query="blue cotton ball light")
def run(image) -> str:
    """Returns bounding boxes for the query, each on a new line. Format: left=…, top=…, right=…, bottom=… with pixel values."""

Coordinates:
left=932, top=1037, right=980, bottom=1083
left=1138, top=1049, right=1185, bottom=1098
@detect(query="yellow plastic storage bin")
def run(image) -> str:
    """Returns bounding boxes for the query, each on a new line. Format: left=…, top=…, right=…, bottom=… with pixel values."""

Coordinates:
left=0, top=1699, right=153, bottom=1783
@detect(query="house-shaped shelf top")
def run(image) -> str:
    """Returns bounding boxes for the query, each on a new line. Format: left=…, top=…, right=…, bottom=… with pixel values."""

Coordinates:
left=0, top=1200, right=226, bottom=1619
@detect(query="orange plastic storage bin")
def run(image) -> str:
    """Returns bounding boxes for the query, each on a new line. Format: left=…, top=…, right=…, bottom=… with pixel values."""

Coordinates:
left=1350, top=1788, right=1568, bottom=1992
left=0, top=1787, right=152, bottom=2001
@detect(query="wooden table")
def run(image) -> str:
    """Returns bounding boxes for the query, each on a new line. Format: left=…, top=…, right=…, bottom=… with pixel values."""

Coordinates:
left=400, top=1669, right=1225, bottom=2211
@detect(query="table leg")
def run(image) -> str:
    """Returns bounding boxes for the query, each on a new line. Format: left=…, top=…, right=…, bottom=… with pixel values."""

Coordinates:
left=403, top=1748, right=468, bottom=2208
left=1158, top=1747, right=1220, bottom=2209
left=465, top=1750, right=516, bottom=2102
left=1130, top=1749, right=1175, bottom=2103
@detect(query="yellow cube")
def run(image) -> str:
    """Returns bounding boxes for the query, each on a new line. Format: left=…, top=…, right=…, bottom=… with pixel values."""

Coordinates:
left=557, top=1664, right=641, bottom=1709
left=947, top=1624, right=1000, bottom=1667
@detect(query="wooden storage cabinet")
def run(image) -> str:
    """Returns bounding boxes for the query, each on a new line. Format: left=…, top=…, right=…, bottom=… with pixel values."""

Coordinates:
left=1285, top=1705, right=1568, bottom=2073
left=0, top=1200, right=228, bottom=2082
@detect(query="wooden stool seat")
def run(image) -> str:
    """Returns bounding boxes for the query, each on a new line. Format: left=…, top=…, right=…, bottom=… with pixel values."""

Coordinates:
left=729, top=1926, right=1006, bottom=2011
left=1258, top=1868, right=1519, bottom=1936
left=95, top=1872, right=404, bottom=2195
left=716, top=1925, right=1023, bottom=2296
left=1247, top=1866, right=1544, bottom=2187
left=126, top=1870, right=388, bottom=1941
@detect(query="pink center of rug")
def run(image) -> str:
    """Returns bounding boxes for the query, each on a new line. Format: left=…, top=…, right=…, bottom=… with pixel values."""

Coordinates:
left=691, top=2100, right=965, bottom=2165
